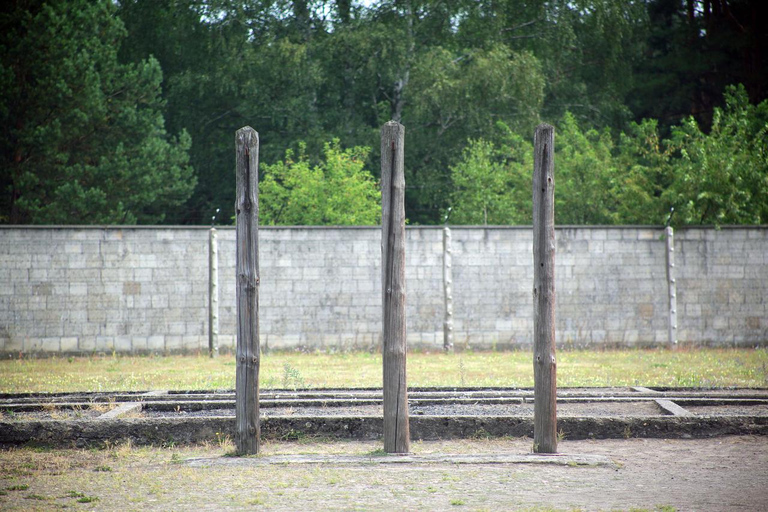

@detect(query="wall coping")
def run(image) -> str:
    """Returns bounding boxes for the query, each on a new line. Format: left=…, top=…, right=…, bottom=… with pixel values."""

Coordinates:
left=0, top=224, right=765, bottom=231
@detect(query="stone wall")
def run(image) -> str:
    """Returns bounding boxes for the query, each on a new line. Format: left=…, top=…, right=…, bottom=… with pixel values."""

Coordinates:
left=1, top=226, right=765, bottom=354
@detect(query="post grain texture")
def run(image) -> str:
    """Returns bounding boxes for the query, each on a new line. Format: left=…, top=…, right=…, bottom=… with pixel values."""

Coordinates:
left=208, top=227, right=219, bottom=357
left=381, top=121, right=410, bottom=453
left=532, top=123, right=557, bottom=453
left=235, top=127, right=260, bottom=455
left=665, top=226, right=678, bottom=347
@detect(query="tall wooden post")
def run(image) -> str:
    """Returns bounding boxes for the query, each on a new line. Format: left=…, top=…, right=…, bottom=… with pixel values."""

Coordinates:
left=442, top=225, right=454, bottom=353
left=208, top=227, right=219, bottom=358
left=532, top=123, right=557, bottom=454
left=665, top=226, right=678, bottom=347
left=381, top=120, right=410, bottom=453
left=235, top=126, right=260, bottom=455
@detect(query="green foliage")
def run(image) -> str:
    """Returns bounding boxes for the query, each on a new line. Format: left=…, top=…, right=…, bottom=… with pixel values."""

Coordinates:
left=0, top=0, right=195, bottom=224
left=450, top=87, right=768, bottom=227
left=664, top=85, right=768, bottom=225
left=3, top=0, right=766, bottom=225
left=554, top=113, right=619, bottom=225
left=449, top=114, right=664, bottom=226
left=449, top=128, right=532, bottom=225
left=613, top=119, right=674, bottom=225
left=260, top=141, right=380, bottom=226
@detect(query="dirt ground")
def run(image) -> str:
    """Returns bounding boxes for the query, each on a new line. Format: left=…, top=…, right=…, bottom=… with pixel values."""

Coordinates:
left=0, top=435, right=766, bottom=511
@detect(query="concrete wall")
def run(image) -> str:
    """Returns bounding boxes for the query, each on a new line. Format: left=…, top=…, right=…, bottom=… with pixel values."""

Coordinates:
left=1, top=226, right=766, bottom=354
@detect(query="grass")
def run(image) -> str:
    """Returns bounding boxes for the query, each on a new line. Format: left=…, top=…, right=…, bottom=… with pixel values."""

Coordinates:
left=0, top=348, right=765, bottom=393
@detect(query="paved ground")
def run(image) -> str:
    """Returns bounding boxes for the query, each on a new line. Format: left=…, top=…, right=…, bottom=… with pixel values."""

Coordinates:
left=1, top=436, right=766, bottom=511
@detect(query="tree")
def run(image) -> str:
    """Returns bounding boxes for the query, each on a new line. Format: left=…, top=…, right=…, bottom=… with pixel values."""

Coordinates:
left=260, top=140, right=380, bottom=225
left=0, top=0, right=194, bottom=224
left=664, top=84, right=768, bottom=225
left=448, top=127, right=532, bottom=225
left=630, top=0, right=768, bottom=133
left=551, top=113, right=621, bottom=224
left=613, top=118, right=674, bottom=225
left=404, top=45, right=545, bottom=223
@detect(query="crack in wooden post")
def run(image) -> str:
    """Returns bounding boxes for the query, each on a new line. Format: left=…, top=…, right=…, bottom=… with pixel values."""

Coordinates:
left=235, top=126, right=260, bottom=456
left=381, top=121, right=409, bottom=454
left=533, top=124, right=557, bottom=454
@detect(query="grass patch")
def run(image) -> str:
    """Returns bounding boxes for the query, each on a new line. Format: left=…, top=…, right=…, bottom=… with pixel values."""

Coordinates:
left=0, top=348, right=765, bottom=393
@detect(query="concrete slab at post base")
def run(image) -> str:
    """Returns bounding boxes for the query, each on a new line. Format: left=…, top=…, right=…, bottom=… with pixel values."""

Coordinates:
left=1, top=415, right=767, bottom=448
left=185, top=452, right=617, bottom=468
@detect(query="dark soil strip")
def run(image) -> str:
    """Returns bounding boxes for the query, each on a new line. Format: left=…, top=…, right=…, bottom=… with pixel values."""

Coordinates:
left=2, top=415, right=767, bottom=448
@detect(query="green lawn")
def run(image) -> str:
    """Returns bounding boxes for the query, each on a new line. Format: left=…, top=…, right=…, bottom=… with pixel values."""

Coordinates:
left=0, top=348, right=765, bottom=393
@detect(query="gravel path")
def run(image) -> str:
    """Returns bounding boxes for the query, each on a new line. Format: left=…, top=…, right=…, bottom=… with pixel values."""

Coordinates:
left=138, top=400, right=758, bottom=418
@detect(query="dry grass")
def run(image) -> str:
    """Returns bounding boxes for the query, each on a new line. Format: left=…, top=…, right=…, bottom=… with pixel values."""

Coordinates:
left=1, top=437, right=766, bottom=511
left=0, top=348, right=765, bottom=393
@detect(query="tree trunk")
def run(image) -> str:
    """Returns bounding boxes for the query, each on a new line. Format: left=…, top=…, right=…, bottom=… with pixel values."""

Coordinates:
left=235, top=126, right=260, bottom=456
left=532, top=123, right=557, bottom=454
left=381, top=120, right=409, bottom=453
left=337, top=0, right=351, bottom=24
left=390, top=0, right=414, bottom=123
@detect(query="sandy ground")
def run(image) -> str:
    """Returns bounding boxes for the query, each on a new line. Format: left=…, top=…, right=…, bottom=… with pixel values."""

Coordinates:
left=0, top=435, right=766, bottom=511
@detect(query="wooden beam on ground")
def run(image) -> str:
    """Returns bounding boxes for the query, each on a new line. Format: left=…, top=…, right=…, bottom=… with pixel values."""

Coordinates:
left=97, top=402, right=142, bottom=420
left=655, top=399, right=693, bottom=417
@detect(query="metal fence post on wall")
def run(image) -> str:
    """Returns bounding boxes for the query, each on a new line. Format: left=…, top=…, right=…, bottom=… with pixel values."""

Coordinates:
left=443, top=222, right=454, bottom=353
left=209, top=225, right=219, bottom=358
left=665, top=224, right=678, bottom=347
left=532, top=123, right=557, bottom=454
left=235, top=126, right=260, bottom=456
left=381, top=120, right=410, bottom=454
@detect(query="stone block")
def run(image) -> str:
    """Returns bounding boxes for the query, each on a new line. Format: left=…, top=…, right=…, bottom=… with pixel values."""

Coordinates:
left=151, top=295, right=169, bottom=309
left=114, top=335, right=132, bottom=352
left=96, top=336, right=114, bottom=351
left=165, top=336, right=183, bottom=351
left=64, top=242, right=83, bottom=254
left=182, top=335, right=202, bottom=351
left=3, top=335, right=23, bottom=352
left=146, top=335, right=164, bottom=351
left=40, top=337, right=60, bottom=352
left=78, top=337, right=97, bottom=351
left=60, top=337, right=78, bottom=352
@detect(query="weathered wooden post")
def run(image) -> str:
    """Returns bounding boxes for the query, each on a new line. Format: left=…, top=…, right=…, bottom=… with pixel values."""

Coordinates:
left=532, top=123, right=557, bottom=453
left=442, top=222, right=454, bottom=353
left=665, top=225, right=678, bottom=347
left=235, top=126, right=260, bottom=455
left=381, top=120, right=410, bottom=453
left=208, top=225, right=219, bottom=358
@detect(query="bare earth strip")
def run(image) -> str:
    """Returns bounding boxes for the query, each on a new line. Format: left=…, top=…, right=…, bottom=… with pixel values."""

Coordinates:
left=1, top=436, right=766, bottom=511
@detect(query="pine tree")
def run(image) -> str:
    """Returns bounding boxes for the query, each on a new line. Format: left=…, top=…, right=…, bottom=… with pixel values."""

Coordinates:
left=0, top=0, right=194, bottom=224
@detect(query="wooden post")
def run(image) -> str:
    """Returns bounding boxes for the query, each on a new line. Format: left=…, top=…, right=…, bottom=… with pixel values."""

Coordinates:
left=235, top=126, right=260, bottom=455
left=208, top=227, right=219, bottom=358
left=665, top=226, right=678, bottom=347
left=532, top=123, right=557, bottom=454
left=381, top=120, right=410, bottom=453
left=442, top=225, right=454, bottom=353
